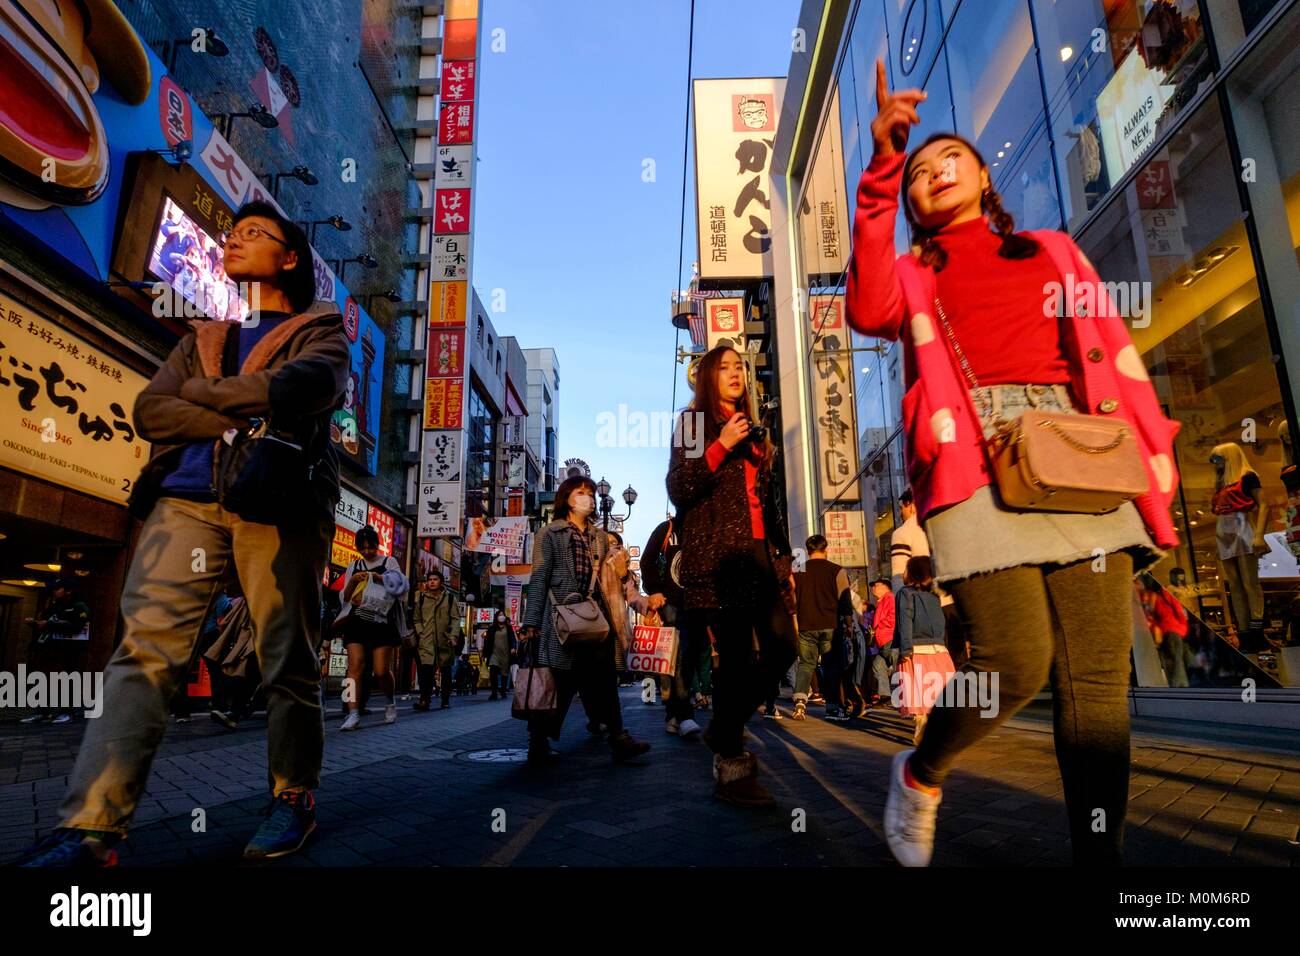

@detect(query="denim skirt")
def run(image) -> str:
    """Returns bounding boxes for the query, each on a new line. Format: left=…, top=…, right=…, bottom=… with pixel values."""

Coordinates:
left=925, top=384, right=1160, bottom=585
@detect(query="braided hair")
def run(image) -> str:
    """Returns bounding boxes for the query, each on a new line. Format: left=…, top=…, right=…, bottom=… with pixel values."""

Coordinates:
left=902, top=133, right=1039, bottom=272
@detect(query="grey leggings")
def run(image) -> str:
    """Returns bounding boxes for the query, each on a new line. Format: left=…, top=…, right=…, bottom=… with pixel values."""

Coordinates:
left=910, top=552, right=1135, bottom=865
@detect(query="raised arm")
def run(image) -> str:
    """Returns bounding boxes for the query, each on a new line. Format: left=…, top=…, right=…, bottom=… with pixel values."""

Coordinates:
left=845, top=60, right=927, bottom=342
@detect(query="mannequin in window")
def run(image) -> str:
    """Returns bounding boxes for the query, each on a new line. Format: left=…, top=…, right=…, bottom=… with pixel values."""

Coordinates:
left=1279, top=420, right=1300, bottom=560
left=1210, top=442, right=1266, bottom=637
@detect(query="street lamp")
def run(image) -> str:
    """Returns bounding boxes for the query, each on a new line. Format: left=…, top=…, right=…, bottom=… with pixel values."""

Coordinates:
left=595, top=476, right=636, bottom=531
left=331, top=254, right=378, bottom=283
left=212, top=103, right=278, bottom=139
left=364, top=290, right=402, bottom=311
left=271, top=165, right=318, bottom=198
left=303, top=215, right=352, bottom=244
left=165, top=28, right=228, bottom=73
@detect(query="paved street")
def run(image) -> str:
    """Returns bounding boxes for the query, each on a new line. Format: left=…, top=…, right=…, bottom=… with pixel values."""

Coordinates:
left=3, top=689, right=1299, bottom=867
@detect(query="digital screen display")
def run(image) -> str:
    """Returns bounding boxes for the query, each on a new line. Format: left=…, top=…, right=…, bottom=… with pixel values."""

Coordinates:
left=146, top=195, right=250, bottom=322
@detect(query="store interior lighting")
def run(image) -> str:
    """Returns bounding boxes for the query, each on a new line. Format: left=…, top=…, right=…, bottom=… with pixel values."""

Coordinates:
left=1060, top=46, right=1074, bottom=62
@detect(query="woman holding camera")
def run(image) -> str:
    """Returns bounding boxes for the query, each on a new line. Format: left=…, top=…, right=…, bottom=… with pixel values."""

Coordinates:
left=847, top=61, right=1179, bottom=866
left=520, top=475, right=651, bottom=766
left=667, top=345, right=797, bottom=807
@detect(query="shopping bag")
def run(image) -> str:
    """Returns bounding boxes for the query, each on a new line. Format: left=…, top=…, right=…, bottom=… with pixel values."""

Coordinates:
left=512, top=640, right=557, bottom=722
left=894, top=648, right=957, bottom=717
left=627, top=624, right=678, bottom=677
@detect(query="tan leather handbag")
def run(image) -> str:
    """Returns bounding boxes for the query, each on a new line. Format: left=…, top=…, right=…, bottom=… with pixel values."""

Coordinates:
left=935, top=298, right=1149, bottom=514
left=549, top=549, right=610, bottom=645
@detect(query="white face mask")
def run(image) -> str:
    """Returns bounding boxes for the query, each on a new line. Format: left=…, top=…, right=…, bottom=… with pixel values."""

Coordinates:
left=571, top=494, right=595, bottom=516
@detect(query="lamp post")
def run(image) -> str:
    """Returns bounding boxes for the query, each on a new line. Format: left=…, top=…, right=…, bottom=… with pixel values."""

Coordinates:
left=212, top=103, right=278, bottom=140
left=595, top=476, right=637, bottom=531
left=363, top=290, right=402, bottom=311
left=302, top=215, right=352, bottom=244
left=165, top=27, right=228, bottom=74
left=330, top=254, right=378, bottom=284
left=271, top=165, right=318, bottom=198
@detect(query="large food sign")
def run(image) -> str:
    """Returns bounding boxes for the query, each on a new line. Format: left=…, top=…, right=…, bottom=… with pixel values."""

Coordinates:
left=0, top=2, right=383, bottom=466
left=693, top=77, right=786, bottom=282
left=0, top=291, right=150, bottom=504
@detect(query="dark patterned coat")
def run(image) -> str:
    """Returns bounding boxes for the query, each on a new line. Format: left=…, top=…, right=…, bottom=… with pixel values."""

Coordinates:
left=666, top=412, right=794, bottom=611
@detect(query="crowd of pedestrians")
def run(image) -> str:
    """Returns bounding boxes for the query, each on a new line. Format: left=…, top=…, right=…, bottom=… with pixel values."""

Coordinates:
left=15, top=57, right=1183, bottom=870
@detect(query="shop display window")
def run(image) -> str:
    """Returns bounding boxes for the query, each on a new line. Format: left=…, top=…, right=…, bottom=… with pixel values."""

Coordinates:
left=1078, top=95, right=1295, bottom=688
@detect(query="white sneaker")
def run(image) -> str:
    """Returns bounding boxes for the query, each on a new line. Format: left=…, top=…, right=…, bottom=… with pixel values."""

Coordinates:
left=678, top=718, right=702, bottom=737
left=665, top=718, right=679, bottom=735
left=385, top=703, right=398, bottom=725
left=52, top=714, right=72, bottom=724
left=341, top=711, right=362, bottom=731
left=20, top=714, right=45, bottom=724
left=884, top=749, right=941, bottom=867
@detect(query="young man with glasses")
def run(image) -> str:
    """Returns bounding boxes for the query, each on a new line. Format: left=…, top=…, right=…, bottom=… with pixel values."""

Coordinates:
left=16, top=201, right=351, bottom=866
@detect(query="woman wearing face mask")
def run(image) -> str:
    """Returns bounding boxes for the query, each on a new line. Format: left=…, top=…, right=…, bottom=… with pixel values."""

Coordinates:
left=520, top=476, right=652, bottom=766
left=483, top=610, right=515, bottom=701
left=667, top=345, right=797, bottom=807
left=846, top=61, right=1180, bottom=867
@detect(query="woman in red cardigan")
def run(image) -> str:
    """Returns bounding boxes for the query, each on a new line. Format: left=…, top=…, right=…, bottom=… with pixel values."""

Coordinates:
left=850, top=61, right=1180, bottom=868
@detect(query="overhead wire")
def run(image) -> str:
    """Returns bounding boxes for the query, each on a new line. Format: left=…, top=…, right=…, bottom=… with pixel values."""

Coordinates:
left=670, top=0, right=697, bottom=419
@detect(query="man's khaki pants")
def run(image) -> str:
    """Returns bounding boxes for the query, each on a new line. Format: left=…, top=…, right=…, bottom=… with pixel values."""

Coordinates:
left=60, top=497, right=330, bottom=834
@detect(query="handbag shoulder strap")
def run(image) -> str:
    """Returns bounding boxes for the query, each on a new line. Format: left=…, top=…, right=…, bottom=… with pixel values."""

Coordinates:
left=933, top=297, right=981, bottom=392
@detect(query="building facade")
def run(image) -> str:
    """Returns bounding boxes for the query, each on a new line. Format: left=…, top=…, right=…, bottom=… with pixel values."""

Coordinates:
left=523, top=348, right=561, bottom=494
left=770, top=0, right=1300, bottom=723
left=0, top=0, right=425, bottom=673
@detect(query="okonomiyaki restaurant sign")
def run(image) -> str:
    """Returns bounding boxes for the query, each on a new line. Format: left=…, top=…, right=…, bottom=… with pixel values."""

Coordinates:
left=0, top=292, right=149, bottom=504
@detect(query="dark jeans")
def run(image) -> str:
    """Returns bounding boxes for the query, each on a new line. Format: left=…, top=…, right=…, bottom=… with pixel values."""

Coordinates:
left=705, top=543, right=797, bottom=757
left=793, top=628, right=832, bottom=704
left=528, top=642, right=624, bottom=741
left=910, top=553, right=1135, bottom=865
left=662, top=605, right=699, bottom=723
left=440, top=662, right=453, bottom=705
left=416, top=662, right=435, bottom=702
left=872, top=645, right=898, bottom=700
left=489, top=665, right=507, bottom=696
left=822, top=630, right=864, bottom=712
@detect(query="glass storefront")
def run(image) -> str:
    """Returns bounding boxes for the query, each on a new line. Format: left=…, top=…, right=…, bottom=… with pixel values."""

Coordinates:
left=466, top=384, right=498, bottom=519
left=791, top=0, right=1300, bottom=691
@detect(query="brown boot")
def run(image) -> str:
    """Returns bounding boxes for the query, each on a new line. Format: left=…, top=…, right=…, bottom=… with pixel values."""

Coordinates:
left=610, top=730, right=651, bottom=763
left=713, top=752, right=774, bottom=807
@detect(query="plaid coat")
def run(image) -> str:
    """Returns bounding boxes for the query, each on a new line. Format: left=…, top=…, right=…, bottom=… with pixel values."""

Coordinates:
left=523, top=519, right=617, bottom=671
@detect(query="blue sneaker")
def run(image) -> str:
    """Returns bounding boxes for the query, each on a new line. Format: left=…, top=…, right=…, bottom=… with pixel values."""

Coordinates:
left=15, top=829, right=118, bottom=867
left=243, top=790, right=317, bottom=860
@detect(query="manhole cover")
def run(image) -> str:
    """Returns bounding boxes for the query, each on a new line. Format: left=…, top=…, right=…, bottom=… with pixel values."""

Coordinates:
left=462, top=748, right=529, bottom=763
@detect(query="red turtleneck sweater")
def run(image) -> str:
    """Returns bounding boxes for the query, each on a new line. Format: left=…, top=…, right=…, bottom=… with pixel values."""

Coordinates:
left=931, top=216, right=1069, bottom=386
left=705, top=438, right=766, bottom=539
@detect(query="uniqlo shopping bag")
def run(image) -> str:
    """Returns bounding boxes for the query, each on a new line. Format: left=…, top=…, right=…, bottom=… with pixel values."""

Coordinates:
left=627, top=624, right=679, bottom=677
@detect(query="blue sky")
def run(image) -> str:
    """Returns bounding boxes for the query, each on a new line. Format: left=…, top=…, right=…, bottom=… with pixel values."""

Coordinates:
left=473, top=0, right=802, bottom=556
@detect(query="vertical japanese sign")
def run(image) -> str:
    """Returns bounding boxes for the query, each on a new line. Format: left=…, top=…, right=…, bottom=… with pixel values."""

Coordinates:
left=798, top=87, right=849, bottom=280
left=418, top=0, right=481, bottom=545
left=692, top=78, right=786, bottom=281
left=823, top=509, right=867, bottom=568
left=809, top=296, right=859, bottom=503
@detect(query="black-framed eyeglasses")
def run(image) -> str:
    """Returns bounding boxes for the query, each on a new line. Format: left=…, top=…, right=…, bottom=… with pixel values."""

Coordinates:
left=220, top=224, right=290, bottom=248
